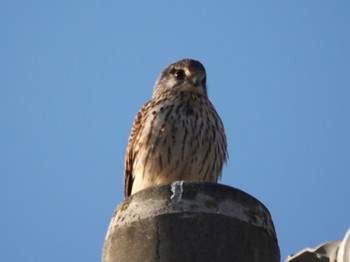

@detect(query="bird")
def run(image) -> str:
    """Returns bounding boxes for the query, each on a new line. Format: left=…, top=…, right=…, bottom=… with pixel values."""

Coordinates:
left=124, top=58, right=227, bottom=198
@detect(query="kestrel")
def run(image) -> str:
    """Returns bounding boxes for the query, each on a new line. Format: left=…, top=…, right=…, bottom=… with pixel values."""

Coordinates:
left=124, top=59, right=227, bottom=197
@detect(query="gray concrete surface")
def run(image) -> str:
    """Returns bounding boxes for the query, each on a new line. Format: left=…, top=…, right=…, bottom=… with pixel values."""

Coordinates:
left=102, top=182, right=280, bottom=262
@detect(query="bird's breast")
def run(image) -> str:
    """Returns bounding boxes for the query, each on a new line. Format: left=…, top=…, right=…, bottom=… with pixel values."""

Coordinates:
left=133, top=93, right=225, bottom=184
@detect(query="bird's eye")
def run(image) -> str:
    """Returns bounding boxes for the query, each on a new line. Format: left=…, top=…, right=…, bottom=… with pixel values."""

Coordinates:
left=173, top=69, right=185, bottom=80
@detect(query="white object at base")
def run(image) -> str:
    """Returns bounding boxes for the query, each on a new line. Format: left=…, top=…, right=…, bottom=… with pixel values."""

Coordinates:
left=337, top=228, right=350, bottom=262
left=286, top=228, right=350, bottom=262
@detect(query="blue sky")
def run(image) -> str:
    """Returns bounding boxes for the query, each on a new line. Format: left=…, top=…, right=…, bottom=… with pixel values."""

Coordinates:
left=1, top=1, right=349, bottom=261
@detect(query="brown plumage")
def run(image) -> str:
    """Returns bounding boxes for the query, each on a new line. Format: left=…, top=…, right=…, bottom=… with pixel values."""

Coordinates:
left=124, top=59, right=227, bottom=197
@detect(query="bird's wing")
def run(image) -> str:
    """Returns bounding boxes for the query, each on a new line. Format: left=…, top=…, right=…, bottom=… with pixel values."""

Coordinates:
left=124, top=101, right=151, bottom=197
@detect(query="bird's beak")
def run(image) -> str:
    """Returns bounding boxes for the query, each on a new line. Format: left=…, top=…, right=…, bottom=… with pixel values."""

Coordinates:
left=190, top=75, right=199, bottom=87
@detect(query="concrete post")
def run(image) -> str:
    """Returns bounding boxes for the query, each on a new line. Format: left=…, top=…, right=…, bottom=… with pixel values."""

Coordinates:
left=102, top=182, right=280, bottom=262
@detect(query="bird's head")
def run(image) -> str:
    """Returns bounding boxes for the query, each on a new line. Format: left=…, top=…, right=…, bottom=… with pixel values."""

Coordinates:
left=153, top=59, right=207, bottom=98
